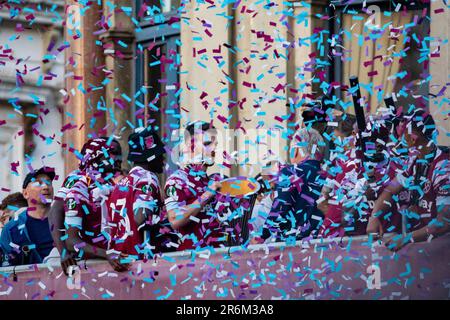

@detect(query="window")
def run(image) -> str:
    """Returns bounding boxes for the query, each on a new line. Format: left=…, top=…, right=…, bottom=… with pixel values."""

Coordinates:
left=135, top=0, right=181, bottom=177
left=0, top=106, right=25, bottom=200
left=136, top=0, right=182, bottom=24
left=138, top=0, right=181, bottom=14
left=329, top=0, right=430, bottom=114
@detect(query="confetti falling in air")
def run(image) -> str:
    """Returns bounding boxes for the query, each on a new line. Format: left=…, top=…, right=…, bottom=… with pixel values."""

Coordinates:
left=0, top=0, right=449, bottom=300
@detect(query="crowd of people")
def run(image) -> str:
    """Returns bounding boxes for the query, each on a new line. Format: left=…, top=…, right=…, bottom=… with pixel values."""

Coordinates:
left=0, top=98, right=448, bottom=275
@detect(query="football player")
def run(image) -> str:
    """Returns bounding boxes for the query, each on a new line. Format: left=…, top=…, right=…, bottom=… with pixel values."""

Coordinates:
left=367, top=109, right=449, bottom=251
left=164, top=121, right=224, bottom=251
left=49, top=138, right=123, bottom=275
left=107, top=127, right=171, bottom=259
left=63, top=138, right=128, bottom=272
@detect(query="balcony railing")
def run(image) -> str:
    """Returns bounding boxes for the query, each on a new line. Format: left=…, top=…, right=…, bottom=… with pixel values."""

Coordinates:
left=0, top=234, right=449, bottom=300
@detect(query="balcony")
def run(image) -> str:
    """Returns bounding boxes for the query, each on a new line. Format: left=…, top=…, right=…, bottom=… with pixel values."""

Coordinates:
left=0, top=234, right=448, bottom=300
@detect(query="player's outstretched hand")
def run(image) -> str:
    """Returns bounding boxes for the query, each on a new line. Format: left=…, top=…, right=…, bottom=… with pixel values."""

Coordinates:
left=202, top=181, right=222, bottom=203
left=61, top=252, right=78, bottom=276
left=107, top=252, right=131, bottom=272
left=385, top=236, right=408, bottom=252
left=366, top=216, right=384, bottom=240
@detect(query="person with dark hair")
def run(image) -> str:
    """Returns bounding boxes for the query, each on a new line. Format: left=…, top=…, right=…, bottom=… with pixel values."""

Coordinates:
left=367, top=109, right=449, bottom=251
left=0, top=167, right=55, bottom=266
left=323, top=113, right=357, bottom=174
left=0, top=192, right=28, bottom=232
left=48, top=137, right=123, bottom=275
left=300, top=95, right=335, bottom=136
left=334, top=113, right=356, bottom=140
left=164, top=121, right=225, bottom=250
left=63, top=138, right=128, bottom=272
left=107, top=127, right=176, bottom=261
left=319, top=109, right=407, bottom=238
left=300, top=95, right=340, bottom=163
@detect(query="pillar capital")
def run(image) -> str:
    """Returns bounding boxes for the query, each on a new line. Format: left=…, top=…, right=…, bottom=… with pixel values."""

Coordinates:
left=286, top=0, right=328, bottom=6
left=99, top=30, right=134, bottom=42
left=99, top=30, right=135, bottom=57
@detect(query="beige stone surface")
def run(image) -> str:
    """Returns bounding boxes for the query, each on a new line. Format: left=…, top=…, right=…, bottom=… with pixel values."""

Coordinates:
left=101, top=0, right=135, bottom=170
left=179, top=1, right=233, bottom=176
left=430, top=1, right=450, bottom=146
left=179, top=0, right=332, bottom=175
left=64, top=1, right=106, bottom=174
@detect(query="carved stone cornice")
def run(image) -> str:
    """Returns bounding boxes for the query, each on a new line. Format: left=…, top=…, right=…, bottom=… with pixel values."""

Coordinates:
left=98, top=30, right=135, bottom=57
left=98, top=30, right=135, bottom=42
left=286, top=0, right=328, bottom=5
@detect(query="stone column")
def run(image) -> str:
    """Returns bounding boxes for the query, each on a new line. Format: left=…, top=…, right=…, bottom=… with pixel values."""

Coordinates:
left=64, top=1, right=106, bottom=174
left=232, top=0, right=290, bottom=176
left=287, top=0, right=328, bottom=123
left=100, top=0, right=135, bottom=171
left=180, top=1, right=233, bottom=176
left=430, top=0, right=450, bottom=146
left=232, top=0, right=327, bottom=174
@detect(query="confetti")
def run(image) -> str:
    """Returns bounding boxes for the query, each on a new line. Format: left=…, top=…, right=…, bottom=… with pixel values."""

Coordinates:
left=0, top=0, right=448, bottom=302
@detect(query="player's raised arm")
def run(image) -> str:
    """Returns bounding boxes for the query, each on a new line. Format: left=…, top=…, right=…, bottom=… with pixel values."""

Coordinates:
left=166, top=179, right=221, bottom=230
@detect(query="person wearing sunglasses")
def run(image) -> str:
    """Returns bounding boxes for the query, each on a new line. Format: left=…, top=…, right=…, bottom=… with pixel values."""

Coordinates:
left=0, top=167, right=55, bottom=266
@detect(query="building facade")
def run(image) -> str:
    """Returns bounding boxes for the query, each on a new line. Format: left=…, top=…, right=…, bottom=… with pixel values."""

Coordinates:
left=0, top=0, right=65, bottom=199
left=50, top=0, right=450, bottom=182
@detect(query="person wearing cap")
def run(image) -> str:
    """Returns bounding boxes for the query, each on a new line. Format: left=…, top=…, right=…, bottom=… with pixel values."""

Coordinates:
left=48, top=137, right=123, bottom=275
left=0, top=192, right=28, bottom=233
left=367, top=109, right=449, bottom=251
left=258, top=128, right=326, bottom=243
left=164, top=121, right=225, bottom=251
left=107, top=127, right=173, bottom=259
left=0, top=167, right=55, bottom=266
left=63, top=138, right=128, bottom=272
